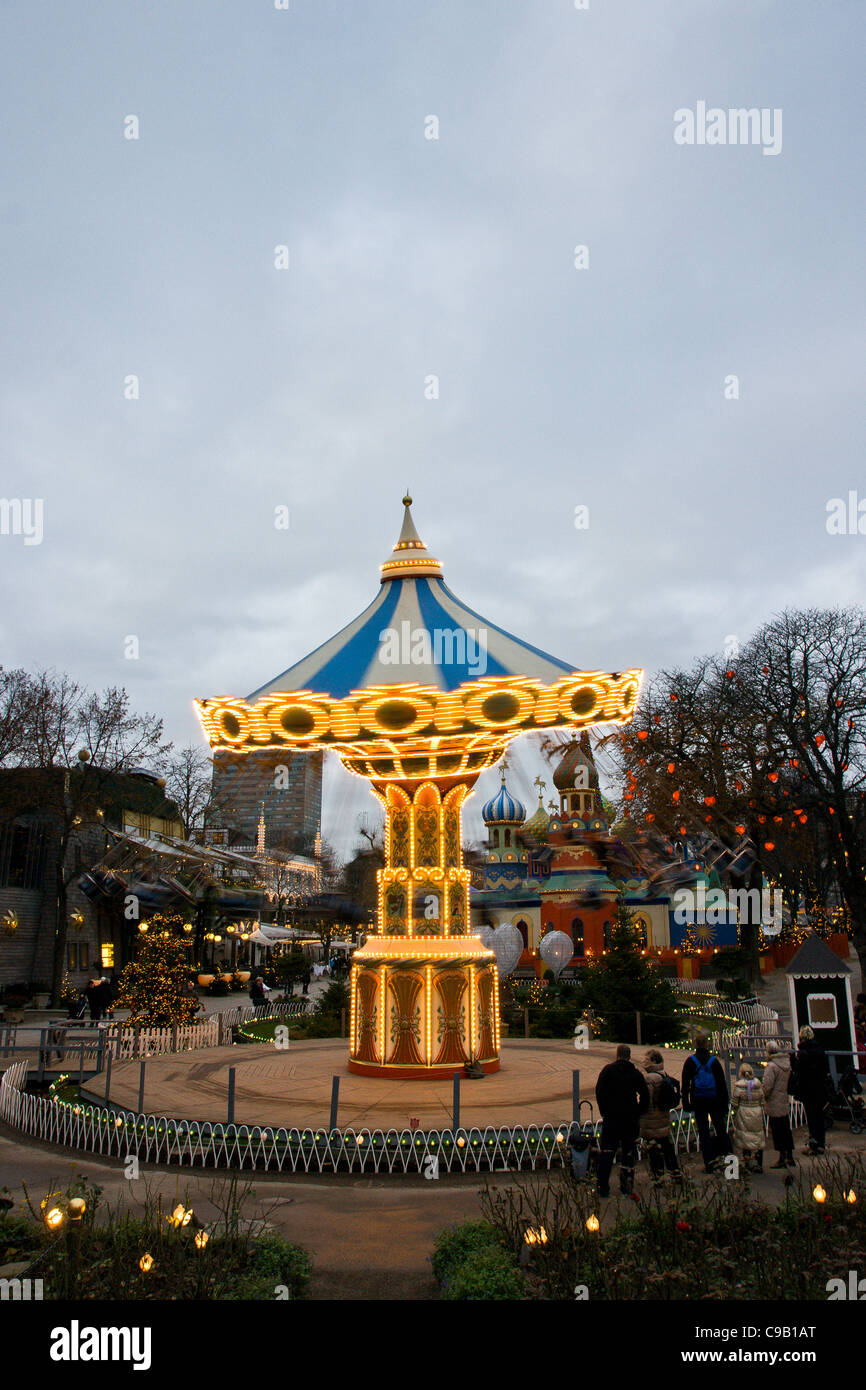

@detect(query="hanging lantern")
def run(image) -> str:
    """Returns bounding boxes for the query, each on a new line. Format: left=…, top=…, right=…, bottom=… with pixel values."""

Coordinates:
left=1, top=910, right=18, bottom=937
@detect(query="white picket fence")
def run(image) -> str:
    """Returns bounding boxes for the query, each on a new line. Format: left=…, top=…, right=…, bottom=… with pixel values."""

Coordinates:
left=112, top=1017, right=219, bottom=1058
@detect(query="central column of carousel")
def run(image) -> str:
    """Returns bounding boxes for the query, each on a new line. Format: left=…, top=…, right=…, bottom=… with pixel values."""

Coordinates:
left=348, top=776, right=500, bottom=1078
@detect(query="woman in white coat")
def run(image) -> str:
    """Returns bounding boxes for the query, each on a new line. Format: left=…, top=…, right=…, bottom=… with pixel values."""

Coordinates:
left=731, top=1062, right=766, bottom=1173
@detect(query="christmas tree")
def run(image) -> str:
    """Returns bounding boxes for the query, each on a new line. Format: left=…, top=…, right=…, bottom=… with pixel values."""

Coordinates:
left=114, top=913, right=198, bottom=1027
left=577, top=895, right=684, bottom=1044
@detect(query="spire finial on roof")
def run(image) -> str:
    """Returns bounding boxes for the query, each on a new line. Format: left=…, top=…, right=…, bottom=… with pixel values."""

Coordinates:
left=380, top=495, right=443, bottom=582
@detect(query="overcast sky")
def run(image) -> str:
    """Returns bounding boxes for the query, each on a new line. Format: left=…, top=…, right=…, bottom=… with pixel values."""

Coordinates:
left=1, top=1, right=863, bottom=856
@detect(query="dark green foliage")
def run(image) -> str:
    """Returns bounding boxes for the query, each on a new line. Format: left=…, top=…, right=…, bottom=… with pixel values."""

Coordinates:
left=432, top=1220, right=525, bottom=1299
left=574, top=897, right=684, bottom=1043
left=439, top=1246, right=526, bottom=1300
left=431, top=1219, right=503, bottom=1282
left=475, top=1152, right=866, bottom=1300
left=713, top=948, right=754, bottom=1001
left=316, top=979, right=350, bottom=1017
left=7, top=1175, right=310, bottom=1301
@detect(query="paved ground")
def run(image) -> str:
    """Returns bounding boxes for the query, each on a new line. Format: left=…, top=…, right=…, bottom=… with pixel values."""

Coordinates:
left=95, top=1037, right=696, bottom=1130
left=1, top=1123, right=864, bottom=1300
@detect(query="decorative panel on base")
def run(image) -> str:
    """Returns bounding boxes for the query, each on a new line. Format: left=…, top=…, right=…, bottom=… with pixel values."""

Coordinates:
left=348, top=935, right=500, bottom=1078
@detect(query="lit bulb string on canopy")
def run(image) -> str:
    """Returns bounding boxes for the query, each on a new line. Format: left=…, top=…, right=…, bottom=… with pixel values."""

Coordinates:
left=195, top=495, right=643, bottom=1077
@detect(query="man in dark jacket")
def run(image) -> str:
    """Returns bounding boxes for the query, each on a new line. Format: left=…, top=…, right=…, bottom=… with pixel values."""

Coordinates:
left=791, top=1026, right=830, bottom=1154
left=595, top=1043, right=649, bottom=1197
left=681, top=1032, right=731, bottom=1172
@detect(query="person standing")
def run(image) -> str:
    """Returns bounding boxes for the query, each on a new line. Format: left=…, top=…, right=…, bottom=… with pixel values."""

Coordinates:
left=640, top=1049, right=681, bottom=1181
left=301, top=965, right=311, bottom=996
left=731, top=1062, right=766, bottom=1173
left=791, top=1025, right=830, bottom=1155
left=595, top=1043, right=649, bottom=1198
left=85, top=978, right=103, bottom=1023
left=681, top=1032, right=731, bottom=1173
left=761, top=1040, right=795, bottom=1168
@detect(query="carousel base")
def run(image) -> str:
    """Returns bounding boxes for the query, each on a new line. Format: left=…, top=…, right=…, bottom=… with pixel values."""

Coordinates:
left=348, top=935, right=500, bottom=1079
left=347, top=1057, right=500, bottom=1080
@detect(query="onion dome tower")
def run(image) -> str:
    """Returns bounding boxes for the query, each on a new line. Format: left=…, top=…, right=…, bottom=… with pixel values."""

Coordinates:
left=482, top=770, right=526, bottom=862
left=553, top=733, right=608, bottom=831
left=197, top=496, right=640, bottom=1077
left=523, top=781, right=551, bottom=843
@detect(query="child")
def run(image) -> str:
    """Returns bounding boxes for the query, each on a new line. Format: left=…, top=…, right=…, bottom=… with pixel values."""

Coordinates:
left=731, top=1062, right=766, bottom=1173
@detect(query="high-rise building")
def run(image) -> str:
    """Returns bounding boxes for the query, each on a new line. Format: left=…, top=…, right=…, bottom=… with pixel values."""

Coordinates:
left=210, top=747, right=323, bottom=851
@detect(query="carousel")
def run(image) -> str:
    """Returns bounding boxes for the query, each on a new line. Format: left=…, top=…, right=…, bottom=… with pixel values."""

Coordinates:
left=197, top=496, right=641, bottom=1077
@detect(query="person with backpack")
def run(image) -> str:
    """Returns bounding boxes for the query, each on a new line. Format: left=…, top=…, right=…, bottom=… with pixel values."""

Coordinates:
left=595, top=1043, right=650, bottom=1198
left=790, top=1025, right=831, bottom=1155
left=761, top=1040, right=795, bottom=1169
left=249, top=976, right=269, bottom=1009
left=681, top=1032, right=731, bottom=1172
left=731, top=1062, right=766, bottom=1173
left=640, top=1048, right=681, bottom=1181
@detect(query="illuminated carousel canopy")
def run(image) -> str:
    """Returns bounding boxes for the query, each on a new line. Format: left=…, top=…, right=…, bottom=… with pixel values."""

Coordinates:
left=197, top=496, right=641, bottom=781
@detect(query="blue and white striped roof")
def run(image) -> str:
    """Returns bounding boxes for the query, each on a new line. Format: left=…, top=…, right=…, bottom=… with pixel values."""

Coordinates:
left=482, top=778, right=526, bottom=825
left=248, top=498, right=578, bottom=701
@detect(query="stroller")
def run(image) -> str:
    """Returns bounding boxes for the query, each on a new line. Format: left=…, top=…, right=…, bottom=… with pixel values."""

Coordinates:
left=567, top=1102, right=599, bottom=1179
left=66, top=993, right=87, bottom=1021
left=824, top=1066, right=865, bottom=1135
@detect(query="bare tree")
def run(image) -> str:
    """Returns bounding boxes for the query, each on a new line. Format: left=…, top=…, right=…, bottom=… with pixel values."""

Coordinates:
left=0, top=667, right=37, bottom=764
left=0, top=670, right=172, bottom=1001
left=164, top=744, right=213, bottom=835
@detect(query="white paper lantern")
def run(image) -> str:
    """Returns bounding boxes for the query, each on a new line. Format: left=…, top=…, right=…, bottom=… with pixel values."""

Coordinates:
left=540, top=930, right=574, bottom=978
left=489, top=924, right=525, bottom=979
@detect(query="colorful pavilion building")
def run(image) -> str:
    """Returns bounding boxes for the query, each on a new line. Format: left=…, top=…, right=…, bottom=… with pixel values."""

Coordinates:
left=470, top=735, right=673, bottom=964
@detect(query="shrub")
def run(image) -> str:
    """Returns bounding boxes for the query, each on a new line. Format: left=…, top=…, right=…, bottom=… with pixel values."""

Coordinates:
left=439, top=1245, right=526, bottom=1301
left=431, top=1220, right=503, bottom=1284
left=475, top=1154, right=866, bottom=1301
left=11, top=1174, right=311, bottom=1301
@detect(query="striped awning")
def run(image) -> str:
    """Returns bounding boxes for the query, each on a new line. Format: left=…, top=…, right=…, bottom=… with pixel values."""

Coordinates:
left=249, top=497, right=577, bottom=701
